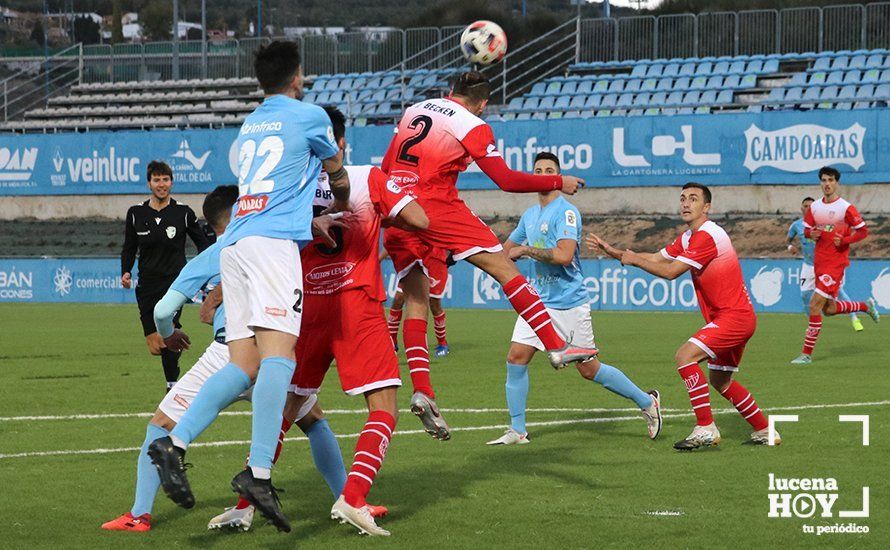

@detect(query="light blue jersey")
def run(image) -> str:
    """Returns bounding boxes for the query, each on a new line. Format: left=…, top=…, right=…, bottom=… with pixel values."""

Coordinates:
left=222, top=95, right=339, bottom=246
left=788, top=218, right=815, bottom=265
left=170, top=241, right=225, bottom=342
left=509, top=196, right=588, bottom=310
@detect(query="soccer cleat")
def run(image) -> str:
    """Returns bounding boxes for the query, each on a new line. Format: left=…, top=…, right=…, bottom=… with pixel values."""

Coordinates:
left=410, top=392, right=451, bottom=441
left=851, top=316, right=864, bottom=332
left=434, top=344, right=449, bottom=357
left=486, top=428, right=530, bottom=446
left=673, top=422, right=721, bottom=451
left=547, top=343, right=599, bottom=370
left=208, top=505, right=255, bottom=531
left=641, top=390, right=662, bottom=440
left=231, top=469, right=290, bottom=533
left=147, top=436, right=195, bottom=509
left=331, top=495, right=391, bottom=536
left=368, top=504, right=389, bottom=518
left=749, top=427, right=782, bottom=446
left=866, top=298, right=880, bottom=323
left=790, top=353, right=812, bottom=365
left=101, top=512, right=151, bottom=532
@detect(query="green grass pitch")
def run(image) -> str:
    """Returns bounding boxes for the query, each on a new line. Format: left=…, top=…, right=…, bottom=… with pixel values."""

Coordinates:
left=0, top=303, right=886, bottom=548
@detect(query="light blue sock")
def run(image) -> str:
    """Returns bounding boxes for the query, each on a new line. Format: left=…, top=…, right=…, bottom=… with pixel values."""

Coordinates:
left=801, top=290, right=814, bottom=312
left=170, top=363, right=251, bottom=448
left=305, top=418, right=347, bottom=498
left=248, top=357, right=296, bottom=474
left=505, top=362, right=529, bottom=434
left=130, top=423, right=169, bottom=517
left=593, top=363, right=653, bottom=409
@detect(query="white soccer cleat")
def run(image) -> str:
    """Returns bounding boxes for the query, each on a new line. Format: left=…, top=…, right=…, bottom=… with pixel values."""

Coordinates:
left=790, top=353, right=812, bottom=365
left=641, top=390, right=662, bottom=440
left=331, top=495, right=391, bottom=536
left=410, top=392, right=451, bottom=441
left=547, top=343, right=599, bottom=370
left=673, top=422, right=721, bottom=451
left=207, top=505, right=254, bottom=531
left=749, top=427, right=781, bottom=446
left=866, top=298, right=880, bottom=323
left=486, top=428, right=530, bottom=446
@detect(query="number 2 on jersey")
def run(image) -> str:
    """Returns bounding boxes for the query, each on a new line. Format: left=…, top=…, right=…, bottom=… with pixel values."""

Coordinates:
left=238, top=136, right=284, bottom=195
left=397, top=115, right=433, bottom=166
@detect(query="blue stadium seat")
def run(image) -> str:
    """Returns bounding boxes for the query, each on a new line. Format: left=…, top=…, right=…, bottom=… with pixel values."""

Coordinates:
left=839, top=85, right=857, bottom=100
left=545, top=81, right=562, bottom=95
left=617, top=93, right=634, bottom=107
left=810, top=72, right=827, bottom=84
left=554, top=96, right=571, bottom=110
left=608, top=80, right=625, bottom=93
left=813, top=57, right=832, bottom=71
left=563, top=110, right=582, bottom=119
left=384, top=88, right=400, bottom=100
left=849, top=55, right=867, bottom=69
left=595, top=109, right=612, bottom=117
left=844, top=70, right=862, bottom=84
left=663, top=63, right=680, bottom=77
left=747, top=105, right=763, bottom=113
left=706, top=76, right=723, bottom=89
left=699, top=90, right=718, bottom=104
left=641, top=78, right=657, bottom=91
left=530, top=82, right=547, bottom=96
left=857, top=84, right=875, bottom=99
left=679, top=62, right=696, bottom=76
left=875, top=84, right=890, bottom=98
left=374, top=103, right=391, bottom=115
left=367, top=76, right=382, bottom=88
left=723, top=75, right=740, bottom=89
left=695, top=105, right=712, bottom=114
left=650, top=92, right=668, bottom=105
left=656, top=78, right=673, bottom=91
left=507, top=97, right=524, bottom=110
left=408, top=74, right=426, bottom=87
left=865, top=54, right=884, bottom=68
left=673, top=77, right=690, bottom=90
left=625, top=79, right=642, bottom=92
left=821, top=86, right=839, bottom=100
left=353, top=76, right=367, bottom=88
left=831, top=56, right=849, bottom=70
left=585, top=95, right=602, bottom=108
left=763, top=59, right=780, bottom=72
left=339, top=78, right=354, bottom=90
left=678, top=107, right=694, bottom=115
left=729, top=61, right=746, bottom=74
left=631, top=64, right=648, bottom=78
left=633, top=92, right=652, bottom=106
left=740, top=74, right=757, bottom=88
left=882, top=69, right=890, bottom=82
left=628, top=108, right=645, bottom=117
left=593, top=80, right=610, bottom=93
left=647, top=64, right=665, bottom=77
left=789, top=73, right=807, bottom=86
left=802, top=87, right=821, bottom=102
left=522, top=97, right=539, bottom=110
left=862, top=69, right=880, bottom=84
left=785, top=87, right=803, bottom=102
left=766, top=88, right=785, bottom=101
left=666, top=91, right=684, bottom=106
left=690, top=76, right=707, bottom=89
left=695, top=62, right=713, bottom=76
left=716, top=90, right=733, bottom=104
left=546, top=111, right=562, bottom=119
left=682, top=91, right=701, bottom=105
left=826, top=71, right=844, bottom=85
left=713, top=61, right=730, bottom=74
left=331, top=91, right=347, bottom=103
left=571, top=95, right=589, bottom=108
left=746, top=60, right=763, bottom=73
left=576, top=80, right=593, bottom=94
left=601, top=94, right=618, bottom=107
left=515, top=112, right=532, bottom=120
left=661, top=107, right=678, bottom=116
left=561, top=81, right=577, bottom=95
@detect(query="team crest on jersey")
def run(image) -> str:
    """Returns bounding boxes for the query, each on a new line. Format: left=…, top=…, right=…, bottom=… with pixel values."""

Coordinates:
left=540, top=222, right=548, bottom=234
left=819, top=274, right=836, bottom=287
left=386, top=179, right=401, bottom=194
left=166, top=226, right=176, bottom=239
left=235, top=194, right=269, bottom=217
left=565, top=210, right=577, bottom=228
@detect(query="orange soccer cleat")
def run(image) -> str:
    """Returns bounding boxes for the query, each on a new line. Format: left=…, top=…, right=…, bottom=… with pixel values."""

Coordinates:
left=368, top=504, right=389, bottom=518
left=101, top=512, right=152, bottom=532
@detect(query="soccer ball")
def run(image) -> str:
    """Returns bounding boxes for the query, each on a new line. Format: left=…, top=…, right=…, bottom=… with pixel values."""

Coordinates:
left=460, top=20, right=508, bottom=65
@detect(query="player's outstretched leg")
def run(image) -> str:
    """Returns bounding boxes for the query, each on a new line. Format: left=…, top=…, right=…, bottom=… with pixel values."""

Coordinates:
left=102, top=423, right=170, bottom=531
left=838, top=287, right=864, bottom=332
left=715, top=376, right=778, bottom=446
left=431, top=298, right=449, bottom=357
left=673, top=351, right=721, bottom=450
left=579, top=359, right=663, bottom=440
left=488, top=361, right=531, bottom=445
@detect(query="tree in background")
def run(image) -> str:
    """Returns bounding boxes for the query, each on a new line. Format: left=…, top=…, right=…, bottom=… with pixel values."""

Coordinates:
left=141, top=2, right=173, bottom=40
left=73, top=16, right=102, bottom=44
left=111, top=0, right=124, bottom=43
left=29, top=19, right=44, bottom=45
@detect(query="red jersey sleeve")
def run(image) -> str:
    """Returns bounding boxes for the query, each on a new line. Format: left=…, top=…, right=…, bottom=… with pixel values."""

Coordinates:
left=459, top=123, right=498, bottom=160
left=845, top=204, right=866, bottom=230
left=369, top=167, right=414, bottom=219
left=661, top=234, right=685, bottom=260
left=676, top=231, right=718, bottom=270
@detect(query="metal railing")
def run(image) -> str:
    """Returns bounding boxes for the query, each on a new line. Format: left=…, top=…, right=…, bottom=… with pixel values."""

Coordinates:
left=2, top=43, right=81, bottom=121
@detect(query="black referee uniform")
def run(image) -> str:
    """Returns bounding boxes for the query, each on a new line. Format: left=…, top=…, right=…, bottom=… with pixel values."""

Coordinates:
left=121, top=198, right=210, bottom=385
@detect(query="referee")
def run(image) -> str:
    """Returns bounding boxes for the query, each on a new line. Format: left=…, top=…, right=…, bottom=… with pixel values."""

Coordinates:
left=121, top=160, right=211, bottom=391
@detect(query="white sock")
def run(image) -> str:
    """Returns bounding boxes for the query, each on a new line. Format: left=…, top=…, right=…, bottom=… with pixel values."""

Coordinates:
left=169, top=434, right=188, bottom=451
left=251, top=466, right=272, bottom=480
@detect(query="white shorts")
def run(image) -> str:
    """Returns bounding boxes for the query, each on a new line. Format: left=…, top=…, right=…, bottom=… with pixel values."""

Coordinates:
left=158, top=340, right=318, bottom=423
left=511, top=304, right=595, bottom=352
left=800, top=263, right=815, bottom=292
left=220, top=235, right=303, bottom=342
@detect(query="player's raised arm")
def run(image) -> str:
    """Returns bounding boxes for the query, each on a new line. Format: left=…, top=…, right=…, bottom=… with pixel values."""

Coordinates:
left=323, top=157, right=351, bottom=212
left=621, top=250, right=691, bottom=281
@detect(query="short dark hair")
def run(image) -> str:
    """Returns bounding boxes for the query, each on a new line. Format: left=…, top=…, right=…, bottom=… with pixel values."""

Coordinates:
left=146, top=160, right=172, bottom=181
left=818, top=166, right=841, bottom=181
left=682, top=182, right=712, bottom=204
left=254, top=41, right=301, bottom=94
left=534, top=151, right=560, bottom=171
left=802, top=196, right=816, bottom=204
left=322, top=105, right=346, bottom=142
left=452, top=71, right=491, bottom=103
left=202, top=185, right=239, bottom=230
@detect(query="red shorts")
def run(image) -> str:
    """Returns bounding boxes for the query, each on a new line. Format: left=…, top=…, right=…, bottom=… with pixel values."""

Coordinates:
left=688, top=313, right=757, bottom=372
left=291, top=289, right=401, bottom=396
left=814, top=265, right=846, bottom=300
left=389, top=243, right=450, bottom=298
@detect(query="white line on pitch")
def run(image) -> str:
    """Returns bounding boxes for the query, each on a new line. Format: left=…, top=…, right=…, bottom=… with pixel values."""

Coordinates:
left=1, top=400, right=888, bottom=460
left=2, top=399, right=890, bottom=423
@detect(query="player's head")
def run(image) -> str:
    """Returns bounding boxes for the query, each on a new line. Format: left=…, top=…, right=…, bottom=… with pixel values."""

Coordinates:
left=146, top=160, right=173, bottom=200
left=202, top=184, right=239, bottom=236
left=450, top=71, right=490, bottom=115
left=680, top=182, right=711, bottom=224
left=322, top=104, right=347, bottom=155
left=254, top=40, right=303, bottom=97
left=533, top=151, right=561, bottom=199
left=801, top=196, right=815, bottom=215
left=818, top=166, right=840, bottom=198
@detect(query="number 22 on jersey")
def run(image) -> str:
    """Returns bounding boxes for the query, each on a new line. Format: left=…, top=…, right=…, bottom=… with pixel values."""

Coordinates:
left=238, top=136, right=284, bottom=195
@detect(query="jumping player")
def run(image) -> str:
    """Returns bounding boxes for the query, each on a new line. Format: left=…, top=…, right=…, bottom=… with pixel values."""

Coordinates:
left=147, top=41, right=349, bottom=533
left=488, top=152, right=661, bottom=446
left=589, top=183, right=778, bottom=449
left=791, top=167, right=879, bottom=364
left=787, top=196, right=862, bottom=331
left=385, top=246, right=451, bottom=356
left=382, top=71, right=598, bottom=441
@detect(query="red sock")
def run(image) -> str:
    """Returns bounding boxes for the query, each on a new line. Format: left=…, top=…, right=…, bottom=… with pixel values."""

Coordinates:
left=503, top=276, right=565, bottom=350
left=403, top=318, right=434, bottom=398
left=802, top=314, right=822, bottom=355
left=678, top=362, right=713, bottom=426
left=835, top=301, right=867, bottom=314
left=719, top=380, right=768, bottom=431
left=342, top=410, right=396, bottom=508
left=433, top=311, right=447, bottom=346
left=236, top=415, right=294, bottom=510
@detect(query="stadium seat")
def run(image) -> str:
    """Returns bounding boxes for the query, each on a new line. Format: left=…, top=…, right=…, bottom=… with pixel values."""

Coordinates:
left=855, top=84, right=875, bottom=99
left=647, top=64, right=665, bottom=77
left=729, top=61, right=746, bottom=74
left=706, top=76, right=723, bottom=89
left=625, top=79, right=642, bottom=92
left=866, top=54, right=885, bottom=68
left=849, top=55, right=867, bottom=69
left=657, top=78, right=673, bottom=91
left=522, top=97, right=540, bottom=111
left=617, top=93, right=634, bottom=107
left=585, top=95, right=602, bottom=108
left=810, top=72, right=827, bottom=85
left=785, top=87, right=803, bottom=102
left=826, top=71, right=844, bottom=85
left=821, top=86, right=839, bottom=100
left=763, top=59, right=780, bottom=73
left=554, top=96, right=571, bottom=110
left=723, top=75, right=740, bottom=89
left=663, top=63, right=680, bottom=77
left=882, top=69, right=890, bottom=82
left=576, top=80, right=593, bottom=94
left=682, top=91, right=701, bottom=105
left=713, top=61, right=730, bottom=74
left=545, top=81, right=562, bottom=95
left=650, top=92, right=668, bottom=106
left=631, top=64, right=648, bottom=78
left=766, top=88, right=785, bottom=102
left=716, top=90, right=733, bottom=104
left=862, top=69, right=880, bottom=84
left=679, top=62, right=696, bottom=76
left=695, top=62, right=713, bottom=76
left=601, top=94, right=618, bottom=107
left=831, top=56, right=849, bottom=70
left=876, top=84, right=890, bottom=99
left=593, top=80, right=610, bottom=93
left=746, top=60, right=763, bottom=73
left=530, top=82, right=547, bottom=96
left=673, top=77, right=690, bottom=91
left=690, top=76, right=707, bottom=90
left=641, top=78, right=657, bottom=91
left=608, top=80, right=625, bottom=93
left=838, top=85, right=857, bottom=100
left=563, top=110, right=581, bottom=119
left=633, top=92, right=652, bottom=107
left=813, top=57, right=832, bottom=71
left=844, top=70, right=862, bottom=84
left=666, top=91, right=684, bottom=106
left=561, top=81, right=577, bottom=95
left=569, top=95, right=587, bottom=108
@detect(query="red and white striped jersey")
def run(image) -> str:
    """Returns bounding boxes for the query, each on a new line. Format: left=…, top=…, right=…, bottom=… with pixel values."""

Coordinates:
left=662, top=220, right=754, bottom=322
left=803, top=196, right=866, bottom=270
